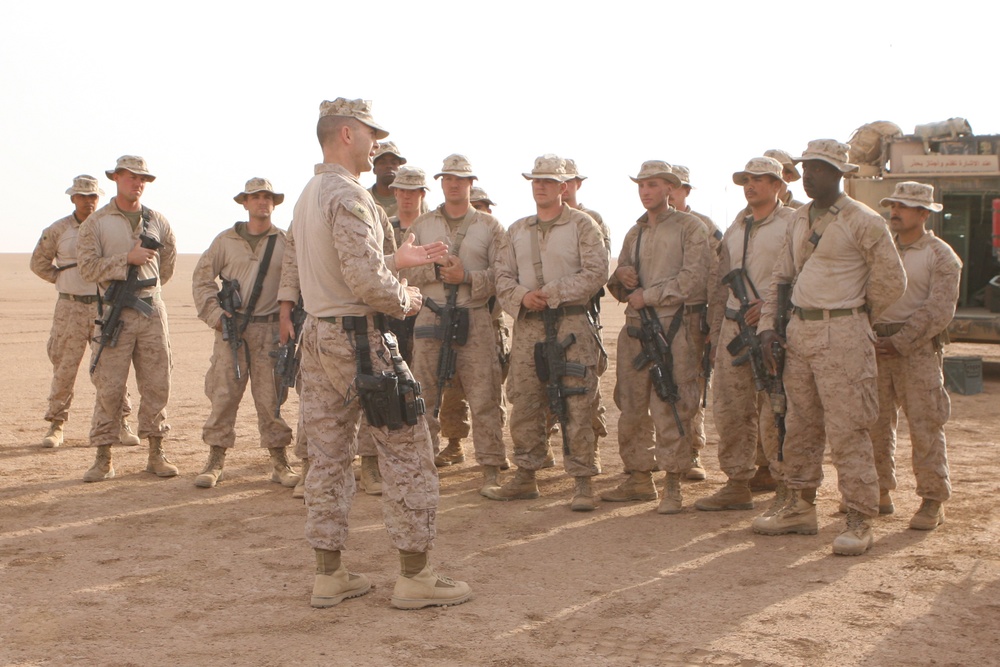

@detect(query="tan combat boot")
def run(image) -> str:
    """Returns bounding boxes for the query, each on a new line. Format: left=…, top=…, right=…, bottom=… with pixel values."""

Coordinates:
left=434, top=438, right=465, bottom=467
left=42, top=420, right=64, bottom=448
left=119, top=418, right=141, bottom=446
left=311, top=548, right=370, bottom=608
left=761, top=482, right=789, bottom=518
left=685, top=455, right=707, bottom=481
left=600, top=471, right=658, bottom=502
left=909, top=499, right=945, bottom=531
left=749, top=465, right=777, bottom=492
left=657, top=473, right=683, bottom=514
left=360, top=455, right=382, bottom=496
left=832, top=509, right=874, bottom=556
left=481, top=468, right=539, bottom=501
left=479, top=465, right=501, bottom=498
left=391, top=564, right=472, bottom=610
left=194, top=446, right=227, bottom=488
left=571, top=477, right=596, bottom=512
left=269, top=447, right=300, bottom=488
left=83, top=445, right=114, bottom=482
left=541, top=448, right=556, bottom=469
left=292, top=458, right=309, bottom=500
left=752, top=488, right=818, bottom=535
left=145, top=436, right=178, bottom=477
left=694, top=478, right=754, bottom=511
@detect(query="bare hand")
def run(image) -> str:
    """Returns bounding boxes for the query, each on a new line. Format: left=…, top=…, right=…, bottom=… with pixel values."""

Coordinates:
left=215, top=310, right=232, bottom=333
left=874, top=337, right=900, bottom=358
left=127, top=240, right=157, bottom=266
left=759, top=329, right=784, bottom=375
left=709, top=344, right=717, bottom=367
left=438, top=255, right=465, bottom=284
left=745, top=299, right=764, bottom=327
left=395, top=233, right=449, bottom=269
left=521, top=290, right=548, bottom=312
left=615, top=265, right=639, bottom=291
left=402, top=279, right=424, bottom=316
left=278, top=301, right=295, bottom=344
left=627, top=288, right=646, bottom=310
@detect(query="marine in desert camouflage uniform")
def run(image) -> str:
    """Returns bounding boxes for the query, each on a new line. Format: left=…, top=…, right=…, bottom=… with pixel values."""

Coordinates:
left=752, top=139, right=906, bottom=556
left=293, top=97, right=470, bottom=610
left=764, top=149, right=807, bottom=210
left=190, top=178, right=298, bottom=490
left=30, top=175, right=139, bottom=449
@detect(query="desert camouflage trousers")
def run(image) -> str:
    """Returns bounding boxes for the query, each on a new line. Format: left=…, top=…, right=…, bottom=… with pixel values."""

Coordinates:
left=871, top=344, right=952, bottom=502
left=508, top=313, right=600, bottom=477
left=782, top=313, right=880, bottom=517
left=300, top=316, right=437, bottom=553
left=46, top=297, right=132, bottom=423
left=202, top=321, right=292, bottom=449
left=614, top=312, right=700, bottom=474
left=411, top=305, right=505, bottom=466
left=88, top=299, right=171, bottom=446
left=712, top=317, right=782, bottom=481
left=687, top=307, right=708, bottom=455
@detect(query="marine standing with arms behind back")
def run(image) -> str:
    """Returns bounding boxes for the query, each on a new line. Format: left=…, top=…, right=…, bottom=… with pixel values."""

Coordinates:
left=294, top=98, right=470, bottom=609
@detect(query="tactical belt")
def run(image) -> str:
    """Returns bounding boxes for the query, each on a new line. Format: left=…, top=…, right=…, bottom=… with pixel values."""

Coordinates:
left=60, top=293, right=99, bottom=304
left=873, top=322, right=905, bottom=337
left=104, top=295, right=153, bottom=307
left=523, top=305, right=587, bottom=320
left=244, top=313, right=280, bottom=324
left=319, top=313, right=387, bottom=331
left=793, top=305, right=866, bottom=321
left=684, top=304, right=707, bottom=315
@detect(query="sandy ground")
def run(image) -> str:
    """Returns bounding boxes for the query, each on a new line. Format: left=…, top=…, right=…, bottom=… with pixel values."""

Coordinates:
left=1, top=252, right=998, bottom=667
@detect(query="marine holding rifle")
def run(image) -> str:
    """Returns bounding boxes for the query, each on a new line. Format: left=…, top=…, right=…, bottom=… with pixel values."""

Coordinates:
left=488, top=154, right=609, bottom=511
left=602, top=160, right=711, bottom=514
left=400, top=155, right=506, bottom=497
left=190, top=178, right=298, bottom=490
left=76, top=156, right=178, bottom=483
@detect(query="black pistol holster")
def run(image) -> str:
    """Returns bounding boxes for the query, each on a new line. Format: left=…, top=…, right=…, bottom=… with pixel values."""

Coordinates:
left=346, top=315, right=425, bottom=430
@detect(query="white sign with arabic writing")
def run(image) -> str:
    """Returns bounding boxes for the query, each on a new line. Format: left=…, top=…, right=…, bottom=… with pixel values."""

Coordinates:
left=901, top=155, right=999, bottom=173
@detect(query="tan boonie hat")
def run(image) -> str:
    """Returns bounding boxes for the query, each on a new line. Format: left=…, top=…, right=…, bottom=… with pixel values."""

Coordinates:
left=66, top=174, right=104, bottom=197
left=389, top=166, right=428, bottom=190
left=732, top=157, right=784, bottom=185
left=522, top=154, right=569, bottom=181
left=234, top=177, right=284, bottom=205
left=672, top=165, right=693, bottom=188
left=435, top=154, right=477, bottom=180
left=105, top=155, right=156, bottom=181
left=373, top=141, right=407, bottom=164
left=470, top=186, right=496, bottom=206
left=630, top=160, right=681, bottom=186
left=764, top=149, right=801, bottom=182
left=879, top=181, right=943, bottom=212
left=794, top=139, right=859, bottom=173
left=564, top=158, right=587, bottom=181
left=318, top=98, right=389, bottom=140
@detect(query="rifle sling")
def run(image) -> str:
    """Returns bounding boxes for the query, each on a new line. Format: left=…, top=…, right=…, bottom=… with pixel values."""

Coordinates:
left=800, top=194, right=848, bottom=264
left=238, top=233, right=278, bottom=336
left=632, top=221, right=688, bottom=325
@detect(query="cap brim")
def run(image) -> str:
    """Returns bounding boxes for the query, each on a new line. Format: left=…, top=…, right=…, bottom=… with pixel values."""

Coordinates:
left=792, top=156, right=859, bottom=173
left=390, top=184, right=428, bottom=191
left=523, top=173, right=565, bottom=181
left=235, top=191, right=284, bottom=205
left=66, top=188, right=104, bottom=196
left=106, top=168, right=156, bottom=182
left=630, top=173, right=681, bottom=186
left=436, top=172, right=477, bottom=180
left=879, top=196, right=943, bottom=212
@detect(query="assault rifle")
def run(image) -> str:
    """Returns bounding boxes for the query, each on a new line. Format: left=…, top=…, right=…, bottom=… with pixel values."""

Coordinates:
left=771, top=283, right=791, bottom=461
left=218, top=278, right=244, bottom=381
left=271, top=299, right=306, bottom=418
left=535, top=308, right=587, bottom=456
left=90, top=233, right=163, bottom=373
left=722, top=268, right=770, bottom=393
left=629, top=306, right=684, bottom=435
left=700, top=307, right=712, bottom=408
left=414, top=286, right=469, bottom=418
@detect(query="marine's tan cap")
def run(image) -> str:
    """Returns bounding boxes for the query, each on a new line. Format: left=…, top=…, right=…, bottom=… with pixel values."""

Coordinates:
left=564, top=158, right=587, bottom=181
left=672, top=164, right=692, bottom=187
left=105, top=155, right=156, bottom=181
left=522, top=154, right=569, bottom=181
left=66, top=174, right=104, bottom=196
left=435, top=154, right=477, bottom=180
left=234, top=177, right=284, bottom=205
left=389, top=166, right=428, bottom=190
left=470, top=186, right=496, bottom=206
left=732, top=157, right=784, bottom=185
left=879, top=181, right=943, bottom=212
left=764, top=149, right=801, bottom=182
left=630, top=160, right=681, bottom=186
left=794, top=139, right=859, bottom=173
left=319, top=98, right=389, bottom=140
left=373, top=141, right=407, bottom=164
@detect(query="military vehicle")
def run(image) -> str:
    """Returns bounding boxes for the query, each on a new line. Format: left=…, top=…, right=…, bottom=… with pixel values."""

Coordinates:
left=844, top=119, right=1000, bottom=343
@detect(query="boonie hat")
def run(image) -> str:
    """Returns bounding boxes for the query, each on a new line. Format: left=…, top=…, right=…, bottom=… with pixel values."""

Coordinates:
left=319, top=98, right=389, bottom=140
left=435, top=154, right=477, bottom=180
left=522, top=154, right=569, bottom=181
left=764, top=149, right=801, bottom=182
left=470, top=186, right=496, bottom=206
left=234, top=177, right=284, bottom=205
left=732, top=157, right=784, bottom=185
left=390, top=166, right=429, bottom=190
left=564, top=159, right=587, bottom=181
left=879, top=181, right=943, bottom=212
left=672, top=165, right=693, bottom=188
left=373, top=141, right=407, bottom=164
left=66, top=174, right=104, bottom=197
left=630, top=160, right=681, bottom=186
left=105, top=155, right=156, bottom=181
left=793, top=139, right=859, bottom=173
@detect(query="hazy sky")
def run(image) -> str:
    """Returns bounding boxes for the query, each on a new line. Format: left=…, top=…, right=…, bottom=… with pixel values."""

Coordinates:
left=3, top=0, right=996, bottom=256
